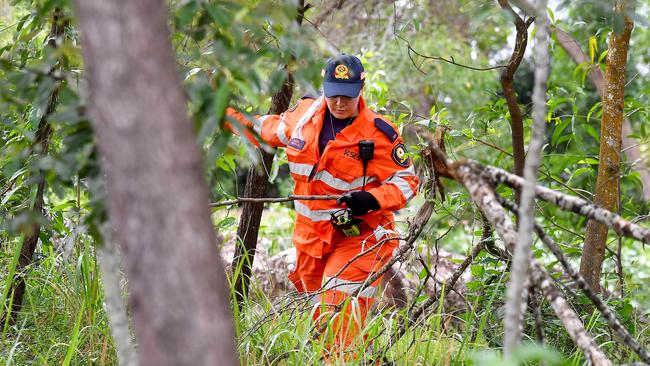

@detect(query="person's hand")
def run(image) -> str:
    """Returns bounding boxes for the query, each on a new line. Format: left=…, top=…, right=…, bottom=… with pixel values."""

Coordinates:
left=337, top=191, right=380, bottom=216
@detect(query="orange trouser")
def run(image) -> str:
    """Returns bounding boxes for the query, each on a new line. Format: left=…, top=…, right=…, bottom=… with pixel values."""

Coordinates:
left=288, top=229, right=397, bottom=353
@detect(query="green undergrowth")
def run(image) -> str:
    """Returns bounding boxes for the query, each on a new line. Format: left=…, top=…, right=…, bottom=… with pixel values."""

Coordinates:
left=229, top=257, right=649, bottom=366
left=0, top=238, right=116, bottom=366
left=1, top=217, right=648, bottom=365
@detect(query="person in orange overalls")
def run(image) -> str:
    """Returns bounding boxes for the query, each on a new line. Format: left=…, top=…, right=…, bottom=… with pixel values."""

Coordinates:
left=227, top=54, right=419, bottom=357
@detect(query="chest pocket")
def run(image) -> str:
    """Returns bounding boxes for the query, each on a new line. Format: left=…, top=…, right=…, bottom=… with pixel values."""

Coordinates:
left=317, top=145, right=367, bottom=190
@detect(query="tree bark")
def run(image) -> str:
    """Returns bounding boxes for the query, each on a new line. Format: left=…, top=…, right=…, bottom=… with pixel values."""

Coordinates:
left=504, top=0, right=548, bottom=353
left=554, top=27, right=650, bottom=201
left=72, top=0, right=238, bottom=365
left=231, top=0, right=307, bottom=306
left=581, top=2, right=633, bottom=292
left=498, top=0, right=533, bottom=178
left=2, top=10, right=66, bottom=326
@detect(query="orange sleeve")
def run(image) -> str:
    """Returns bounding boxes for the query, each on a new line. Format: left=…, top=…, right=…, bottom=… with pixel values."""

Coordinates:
left=225, top=107, right=260, bottom=147
left=225, top=98, right=317, bottom=148
left=366, top=124, right=419, bottom=211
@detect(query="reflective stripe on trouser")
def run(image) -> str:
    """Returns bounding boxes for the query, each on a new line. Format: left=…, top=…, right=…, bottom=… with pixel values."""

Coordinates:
left=287, top=230, right=397, bottom=350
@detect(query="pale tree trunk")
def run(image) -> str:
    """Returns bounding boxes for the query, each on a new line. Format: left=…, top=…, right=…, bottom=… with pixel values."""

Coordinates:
left=97, top=226, right=138, bottom=366
left=504, top=0, right=549, bottom=354
left=72, top=0, right=238, bottom=365
left=581, top=2, right=633, bottom=292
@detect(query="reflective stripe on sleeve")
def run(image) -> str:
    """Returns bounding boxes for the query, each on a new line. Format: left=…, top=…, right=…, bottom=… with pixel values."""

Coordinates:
left=387, top=177, right=415, bottom=200
left=383, top=166, right=416, bottom=200
left=288, top=162, right=314, bottom=177
left=253, top=115, right=270, bottom=135
left=276, top=117, right=289, bottom=145
left=323, top=277, right=376, bottom=298
left=294, top=201, right=339, bottom=222
left=312, top=170, right=377, bottom=191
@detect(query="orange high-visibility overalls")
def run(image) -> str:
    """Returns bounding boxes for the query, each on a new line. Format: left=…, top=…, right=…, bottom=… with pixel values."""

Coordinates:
left=227, top=95, right=419, bottom=352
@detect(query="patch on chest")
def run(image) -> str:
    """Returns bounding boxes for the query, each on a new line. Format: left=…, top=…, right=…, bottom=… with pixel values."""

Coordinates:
left=288, top=138, right=306, bottom=150
left=343, top=148, right=361, bottom=160
left=392, top=143, right=410, bottom=167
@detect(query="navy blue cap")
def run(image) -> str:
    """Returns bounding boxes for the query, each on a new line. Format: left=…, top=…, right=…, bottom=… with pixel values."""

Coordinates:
left=322, top=54, right=365, bottom=98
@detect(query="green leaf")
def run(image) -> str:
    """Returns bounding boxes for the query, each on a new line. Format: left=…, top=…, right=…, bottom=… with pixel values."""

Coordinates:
left=470, top=264, right=484, bottom=278
left=551, top=119, right=570, bottom=146
left=587, top=102, right=601, bottom=123
left=217, top=216, right=237, bottom=230
left=588, top=36, right=597, bottom=63
left=579, top=157, right=599, bottom=165
left=583, top=123, right=600, bottom=142
left=51, top=200, right=76, bottom=212
left=547, top=7, right=555, bottom=23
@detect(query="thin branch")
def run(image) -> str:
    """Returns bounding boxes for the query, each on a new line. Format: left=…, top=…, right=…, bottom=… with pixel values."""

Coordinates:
left=210, top=194, right=340, bottom=208
left=393, top=32, right=506, bottom=72
left=392, top=234, right=486, bottom=343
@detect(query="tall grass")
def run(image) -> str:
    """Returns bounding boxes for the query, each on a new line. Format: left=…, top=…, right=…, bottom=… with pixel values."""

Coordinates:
left=0, top=235, right=116, bottom=365
left=1, top=222, right=648, bottom=365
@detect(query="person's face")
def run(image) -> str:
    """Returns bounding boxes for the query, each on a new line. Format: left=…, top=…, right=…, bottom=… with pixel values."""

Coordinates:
left=325, top=94, right=361, bottom=119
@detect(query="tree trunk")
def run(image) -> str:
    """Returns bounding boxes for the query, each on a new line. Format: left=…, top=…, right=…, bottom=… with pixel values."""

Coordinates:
left=72, top=0, right=238, bottom=365
left=553, top=27, right=650, bottom=201
left=232, top=1, right=307, bottom=306
left=581, top=2, right=633, bottom=292
left=2, top=10, right=66, bottom=326
left=504, top=0, right=549, bottom=353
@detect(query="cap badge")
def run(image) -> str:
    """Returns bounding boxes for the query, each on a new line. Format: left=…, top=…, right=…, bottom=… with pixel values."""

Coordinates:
left=334, top=65, right=350, bottom=80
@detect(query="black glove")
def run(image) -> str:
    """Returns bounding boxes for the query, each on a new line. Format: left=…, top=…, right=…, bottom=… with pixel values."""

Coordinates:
left=337, top=191, right=380, bottom=216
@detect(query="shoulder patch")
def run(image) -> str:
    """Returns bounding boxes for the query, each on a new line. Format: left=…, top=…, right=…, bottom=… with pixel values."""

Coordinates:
left=391, top=143, right=411, bottom=167
left=288, top=138, right=306, bottom=150
left=374, top=118, right=398, bottom=143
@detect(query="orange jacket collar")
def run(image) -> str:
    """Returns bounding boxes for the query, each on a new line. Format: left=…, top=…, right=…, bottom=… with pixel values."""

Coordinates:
left=315, top=96, right=374, bottom=143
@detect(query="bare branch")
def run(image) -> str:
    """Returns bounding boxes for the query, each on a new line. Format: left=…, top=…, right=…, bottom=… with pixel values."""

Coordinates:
left=210, top=194, right=340, bottom=208
left=499, top=197, right=650, bottom=364
left=497, top=0, right=534, bottom=178
left=453, top=165, right=612, bottom=365
left=476, top=163, right=650, bottom=244
left=392, top=32, right=506, bottom=72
